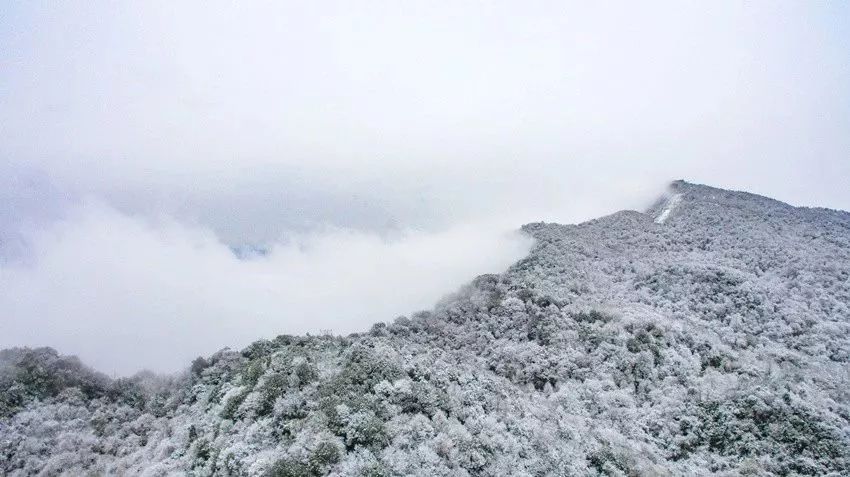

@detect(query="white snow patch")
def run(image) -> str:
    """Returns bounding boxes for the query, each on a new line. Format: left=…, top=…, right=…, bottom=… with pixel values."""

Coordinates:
left=654, top=194, right=682, bottom=224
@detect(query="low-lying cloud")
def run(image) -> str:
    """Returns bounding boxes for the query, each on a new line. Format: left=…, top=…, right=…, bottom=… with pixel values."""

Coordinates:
left=0, top=198, right=532, bottom=375
left=0, top=164, right=660, bottom=376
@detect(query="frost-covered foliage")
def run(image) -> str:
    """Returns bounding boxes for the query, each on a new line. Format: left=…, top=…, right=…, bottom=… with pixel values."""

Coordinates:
left=0, top=348, right=146, bottom=418
left=2, top=181, right=849, bottom=476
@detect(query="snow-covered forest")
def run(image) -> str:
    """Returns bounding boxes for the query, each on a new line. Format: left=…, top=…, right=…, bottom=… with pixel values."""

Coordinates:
left=2, top=181, right=849, bottom=476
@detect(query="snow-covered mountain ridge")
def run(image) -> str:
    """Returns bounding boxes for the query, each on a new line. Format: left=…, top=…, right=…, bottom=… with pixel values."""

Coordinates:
left=2, top=180, right=849, bottom=476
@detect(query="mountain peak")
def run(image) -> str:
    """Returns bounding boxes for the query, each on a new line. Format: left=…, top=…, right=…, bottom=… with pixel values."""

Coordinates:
left=645, top=179, right=805, bottom=226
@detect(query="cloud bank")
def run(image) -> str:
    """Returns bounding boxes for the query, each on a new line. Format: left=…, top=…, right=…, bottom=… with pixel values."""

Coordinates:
left=0, top=198, right=531, bottom=375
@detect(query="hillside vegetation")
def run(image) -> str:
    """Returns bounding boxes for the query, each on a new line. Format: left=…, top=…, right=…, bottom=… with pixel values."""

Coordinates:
left=2, top=181, right=849, bottom=476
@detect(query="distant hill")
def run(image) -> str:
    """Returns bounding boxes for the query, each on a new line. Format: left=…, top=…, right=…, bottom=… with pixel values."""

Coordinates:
left=2, top=181, right=849, bottom=476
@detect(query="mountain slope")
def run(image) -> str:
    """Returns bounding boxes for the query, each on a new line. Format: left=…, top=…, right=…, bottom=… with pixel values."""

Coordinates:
left=2, top=181, right=849, bottom=476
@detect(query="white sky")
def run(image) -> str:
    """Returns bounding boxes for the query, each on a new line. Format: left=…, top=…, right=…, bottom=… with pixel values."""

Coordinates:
left=1, top=1, right=848, bottom=374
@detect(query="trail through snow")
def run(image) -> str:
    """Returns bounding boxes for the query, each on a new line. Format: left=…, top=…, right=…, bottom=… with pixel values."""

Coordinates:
left=654, top=194, right=682, bottom=224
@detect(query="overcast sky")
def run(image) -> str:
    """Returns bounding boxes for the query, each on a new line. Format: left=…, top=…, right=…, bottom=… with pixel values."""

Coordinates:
left=1, top=1, right=849, bottom=374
